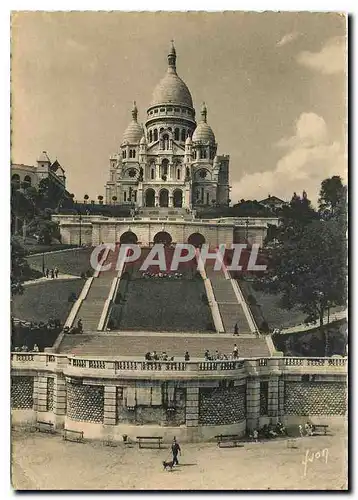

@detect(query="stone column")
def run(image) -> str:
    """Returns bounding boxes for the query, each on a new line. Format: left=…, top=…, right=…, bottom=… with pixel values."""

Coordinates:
left=104, top=386, right=117, bottom=425
left=156, top=164, right=160, bottom=180
left=36, top=376, right=48, bottom=413
left=185, top=386, right=199, bottom=427
left=53, top=375, right=67, bottom=428
left=169, top=194, right=173, bottom=208
left=246, top=377, right=260, bottom=431
left=32, top=375, right=39, bottom=412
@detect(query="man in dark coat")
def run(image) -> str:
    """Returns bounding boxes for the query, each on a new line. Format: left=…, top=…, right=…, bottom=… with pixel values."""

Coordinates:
left=171, top=437, right=181, bottom=466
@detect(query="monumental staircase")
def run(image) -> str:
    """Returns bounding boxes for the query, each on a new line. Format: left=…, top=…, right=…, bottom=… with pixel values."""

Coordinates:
left=205, top=262, right=253, bottom=334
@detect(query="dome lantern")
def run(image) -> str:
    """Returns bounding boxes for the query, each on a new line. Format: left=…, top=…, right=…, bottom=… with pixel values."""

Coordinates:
left=192, top=103, right=215, bottom=144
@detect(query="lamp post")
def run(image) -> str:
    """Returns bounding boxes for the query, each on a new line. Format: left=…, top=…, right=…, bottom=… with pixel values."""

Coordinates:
left=42, top=251, right=45, bottom=276
left=245, top=218, right=249, bottom=243
left=78, top=210, right=82, bottom=247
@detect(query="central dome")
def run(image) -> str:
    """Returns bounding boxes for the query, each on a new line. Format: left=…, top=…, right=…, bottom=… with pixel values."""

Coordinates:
left=150, top=43, right=193, bottom=108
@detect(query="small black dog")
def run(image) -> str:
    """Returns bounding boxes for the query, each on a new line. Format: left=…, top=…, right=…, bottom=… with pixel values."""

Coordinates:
left=162, top=460, right=174, bottom=471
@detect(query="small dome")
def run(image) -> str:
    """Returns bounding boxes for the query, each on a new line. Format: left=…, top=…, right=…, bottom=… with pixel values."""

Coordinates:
left=185, top=136, right=192, bottom=145
left=37, top=150, right=51, bottom=163
left=140, top=136, right=146, bottom=145
left=192, top=102, right=215, bottom=143
left=192, top=122, right=215, bottom=143
left=122, top=101, right=143, bottom=144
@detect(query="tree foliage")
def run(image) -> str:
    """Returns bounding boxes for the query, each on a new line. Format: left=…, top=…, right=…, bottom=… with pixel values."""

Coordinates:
left=255, top=185, right=347, bottom=354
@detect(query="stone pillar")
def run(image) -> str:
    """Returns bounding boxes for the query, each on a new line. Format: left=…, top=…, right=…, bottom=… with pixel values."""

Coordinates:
left=246, top=377, right=260, bottom=431
left=155, top=193, right=159, bottom=208
left=32, top=375, right=39, bottom=412
left=53, top=375, right=67, bottom=428
left=185, top=387, right=199, bottom=427
left=169, top=194, right=173, bottom=207
left=36, top=376, right=48, bottom=413
left=278, top=378, right=285, bottom=418
left=156, top=164, right=160, bottom=180
left=104, top=386, right=117, bottom=425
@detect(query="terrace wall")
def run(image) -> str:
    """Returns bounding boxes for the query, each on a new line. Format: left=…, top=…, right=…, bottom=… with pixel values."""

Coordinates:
left=11, top=354, right=347, bottom=442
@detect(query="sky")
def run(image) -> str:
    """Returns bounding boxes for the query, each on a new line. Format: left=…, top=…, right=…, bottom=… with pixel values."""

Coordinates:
left=11, top=11, right=347, bottom=204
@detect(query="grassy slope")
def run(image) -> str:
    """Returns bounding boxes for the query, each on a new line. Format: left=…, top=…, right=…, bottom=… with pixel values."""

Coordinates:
left=12, top=279, right=86, bottom=323
left=27, top=247, right=94, bottom=276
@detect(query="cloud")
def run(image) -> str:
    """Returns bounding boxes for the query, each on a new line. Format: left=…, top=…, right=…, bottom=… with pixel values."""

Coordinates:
left=296, top=36, right=346, bottom=74
left=231, top=112, right=347, bottom=204
left=276, top=32, right=301, bottom=47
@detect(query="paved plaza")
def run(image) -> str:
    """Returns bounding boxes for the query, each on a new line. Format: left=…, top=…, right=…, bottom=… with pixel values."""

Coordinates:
left=11, top=427, right=347, bottom=491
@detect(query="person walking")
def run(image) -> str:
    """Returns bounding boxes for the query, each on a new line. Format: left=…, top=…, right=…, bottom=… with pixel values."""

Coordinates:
left=50, top=268, right=55, bottom=279
left=233, top=343, right=239, bottom=359
left=45, top=268, right=49, bottom=278
left=234, top=323, right=239, bottom=335
left=184, top=351, right=190, bottom=361
left=171, top=437, right=181, bottom=466
left=77, top=318, right=83, bottom=333
left=54, top=267, right=59, bottom=278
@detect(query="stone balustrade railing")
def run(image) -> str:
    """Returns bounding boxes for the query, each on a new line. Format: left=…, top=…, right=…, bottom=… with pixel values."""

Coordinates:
left=11, top=353, right=347, bottom=378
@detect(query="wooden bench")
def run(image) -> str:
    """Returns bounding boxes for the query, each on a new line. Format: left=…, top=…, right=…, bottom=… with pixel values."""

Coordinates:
left=136, top=436, right=163, bottom=449
left=312, top=424, right=329, bottom=435
left=215, top=434, right=241, bottom=448
left=36, top=421, right=55, bottom=434
left=63, top=429, right=84, bottom=443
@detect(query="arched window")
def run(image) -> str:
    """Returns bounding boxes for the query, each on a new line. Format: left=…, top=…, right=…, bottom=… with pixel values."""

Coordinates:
left=168, top=127, right=172, bottom=132
left=160, top=128, right=164, bottom=133
left=11, top=173, right=20, bottom=188
left=174, top=128, right=179, bottom=141
left=151, top=168, right=155, bottom=180
left=122, top=150, right=126, bottom=159
left=161, top=158, right=169, bottom=176
left=129, top=150, right=132, bottom=158
left=23, top=175, right=32, bottom=186
left=177, top=168, right=180, bottom=180
left=149, top=130, right=153, bottom=142
left=181, top=129, right=186, bottom=142
left=154, top=129, right=158, bottom=142
left=132, top=149, right=136, bottom=158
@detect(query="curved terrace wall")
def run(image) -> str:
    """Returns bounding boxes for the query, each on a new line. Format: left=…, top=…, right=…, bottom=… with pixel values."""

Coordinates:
left=11, top=354, right=347, bottom=443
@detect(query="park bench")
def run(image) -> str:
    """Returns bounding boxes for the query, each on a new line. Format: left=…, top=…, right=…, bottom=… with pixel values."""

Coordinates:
left=215, top=434, right=241, bottom=448
left=36, top=420, right=55, bottom=434
left=63, top=428, right=84, bottom=443
left=312, top=424, right=329, bottom=435
left=136, top=436, right=163, bottom=449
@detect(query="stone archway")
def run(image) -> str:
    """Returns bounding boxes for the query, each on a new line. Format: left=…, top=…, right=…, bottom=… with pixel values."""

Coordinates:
left=173, top=189, right=183, bottom=208
left=120, top=231, right=138, bottom=244
left=159, top=189, right=169, bottom=208
left=145, top=188, right=155, bottom=207
left=153, top=231, right=172, bottom=245
left=188, top=232, right=206, bottom=248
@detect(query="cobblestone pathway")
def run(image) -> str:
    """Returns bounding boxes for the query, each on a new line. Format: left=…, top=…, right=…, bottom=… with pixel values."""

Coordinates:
left=11, top=428, right=347, bottom=491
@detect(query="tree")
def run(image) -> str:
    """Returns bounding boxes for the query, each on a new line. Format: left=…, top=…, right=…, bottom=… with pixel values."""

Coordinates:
left=98, top=195, right=104, bottom=205
left=84, top=194, right=89, bottom=204
left=318, top=176, right=345, bottom=219
left=112, top=196, right=117, bottom=205
left=11, top=238, right=32, bottom=295
left=256, top=193, right=346, bottom=355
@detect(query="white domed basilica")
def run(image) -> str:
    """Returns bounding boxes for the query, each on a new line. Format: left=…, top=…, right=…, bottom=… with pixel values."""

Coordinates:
left=105, top=43, right=230, bottom=211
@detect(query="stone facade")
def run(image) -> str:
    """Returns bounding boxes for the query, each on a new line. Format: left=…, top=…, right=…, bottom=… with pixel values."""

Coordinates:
left=284, top=381, right=347, bottom=416
left=199, top=383, right=246, bottom=425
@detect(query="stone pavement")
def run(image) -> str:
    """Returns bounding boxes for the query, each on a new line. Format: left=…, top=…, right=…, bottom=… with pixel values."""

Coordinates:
left=23, top=275, right=81, bottom=287
left=11, top=427, right=347, bottom=490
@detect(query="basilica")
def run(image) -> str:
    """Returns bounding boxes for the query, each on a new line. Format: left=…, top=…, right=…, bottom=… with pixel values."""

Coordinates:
left=105, top=43, right=230, bottom=211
